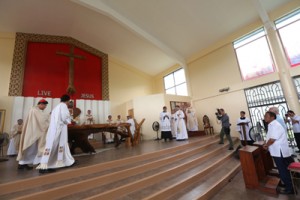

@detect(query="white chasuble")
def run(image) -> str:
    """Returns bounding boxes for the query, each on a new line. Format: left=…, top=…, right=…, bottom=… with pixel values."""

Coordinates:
left=186, top=107, right=198, bottom=131
left=37, top=103, right=74, bottom=169
left=17, top=106, right=49, bottom=164
left=174, top=110, right=188, bottom=140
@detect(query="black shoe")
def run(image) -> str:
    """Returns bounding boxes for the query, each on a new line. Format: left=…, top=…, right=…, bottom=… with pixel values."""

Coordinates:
left=18, top=164, right=33, bottom=170
left=219, top=142, right=224, bottom=144
left=39, top=168, right=56, bottom=174
left=278, top=189, right=294, bottom=195
left=228, top=147, right=234, bottom=150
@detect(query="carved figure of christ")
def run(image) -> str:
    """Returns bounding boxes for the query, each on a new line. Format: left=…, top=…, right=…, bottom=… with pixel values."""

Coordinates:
left=56, top=45, right=85, bottom=95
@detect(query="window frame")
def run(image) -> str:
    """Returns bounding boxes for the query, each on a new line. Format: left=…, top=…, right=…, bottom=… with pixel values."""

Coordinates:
left=233, top=28, right=275, bottom=81
left=275, top=9, right=300, bottom=68
left=163, top=68, right=188, bottom=96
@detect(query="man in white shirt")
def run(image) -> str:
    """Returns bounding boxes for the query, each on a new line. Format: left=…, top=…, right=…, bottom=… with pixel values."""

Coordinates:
left=105, top=115, right=114, bottom=143
left=263, top=111, right=294, bottom=194
left=84, top=110, right=95, bottom=140
left=287, top=110, right=300, bottom=153
left=126, top=115, right=135, bottom=139
left=269, top=107, right=287, bottom=130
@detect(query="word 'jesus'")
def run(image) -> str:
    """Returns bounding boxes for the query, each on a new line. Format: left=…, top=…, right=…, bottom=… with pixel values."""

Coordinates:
left=81, top=93, right=94, bottom=99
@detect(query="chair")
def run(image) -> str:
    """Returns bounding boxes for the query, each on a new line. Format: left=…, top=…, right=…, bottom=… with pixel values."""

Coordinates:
left=288, top=162, right=300, bottom=195
left=203, top=115, right=214, bottom=135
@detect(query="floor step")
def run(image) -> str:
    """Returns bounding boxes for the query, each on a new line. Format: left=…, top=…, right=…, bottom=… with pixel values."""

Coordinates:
left=0, top=136, right=240, bottom=200
left=259, top=176, right=280, bottom=195
left=0, top=136, right=219, bottom=196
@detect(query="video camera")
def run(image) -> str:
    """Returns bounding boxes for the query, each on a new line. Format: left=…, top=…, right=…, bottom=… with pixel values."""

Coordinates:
left=215, top=108, right=221, bottom=116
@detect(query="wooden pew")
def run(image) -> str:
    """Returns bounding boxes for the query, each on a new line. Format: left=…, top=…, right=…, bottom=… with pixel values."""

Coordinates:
left=239, top=145, right=280, bottom=194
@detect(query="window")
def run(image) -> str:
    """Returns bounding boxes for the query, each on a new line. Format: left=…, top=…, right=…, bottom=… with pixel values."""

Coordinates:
left=233, top=28, right=275, bottom=81
left=164, top=68, right=188, bottom=96
left=276, top=9, right=300, bottom=67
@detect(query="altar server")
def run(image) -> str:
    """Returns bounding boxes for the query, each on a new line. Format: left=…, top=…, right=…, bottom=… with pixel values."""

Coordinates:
left=236, top=111, right=253, bottom=146
left=160, top=106, right=173, bottom=142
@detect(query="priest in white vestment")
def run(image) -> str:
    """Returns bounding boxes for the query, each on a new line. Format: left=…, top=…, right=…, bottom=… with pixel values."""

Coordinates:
left=7, top=119, right=23, bottom=156
left=17, top=100, right=49, bottom=169
left=160, top=106, right=173, bottom=142
left=174, top=105, right=188, bottom=141
left=185, top=104, right=199, bottom=131
left=236, top=111, right=253, bottom=146
left=37, top=94, right=75, bottom=173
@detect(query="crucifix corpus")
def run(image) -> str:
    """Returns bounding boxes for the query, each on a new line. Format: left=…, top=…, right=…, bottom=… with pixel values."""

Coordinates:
left=56, top=45, right=85, bottom=95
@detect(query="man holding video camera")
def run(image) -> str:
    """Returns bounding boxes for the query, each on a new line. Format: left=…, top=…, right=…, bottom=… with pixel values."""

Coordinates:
left=216, top=108, right=234, bottom=150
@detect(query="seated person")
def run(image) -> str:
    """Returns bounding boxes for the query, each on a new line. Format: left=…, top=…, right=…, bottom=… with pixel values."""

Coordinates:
left=104, top=115, right=114, bottom=143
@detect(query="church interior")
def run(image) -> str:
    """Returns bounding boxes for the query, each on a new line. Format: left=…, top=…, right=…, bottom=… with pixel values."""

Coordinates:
left=0, top=0, right=300, bottom=199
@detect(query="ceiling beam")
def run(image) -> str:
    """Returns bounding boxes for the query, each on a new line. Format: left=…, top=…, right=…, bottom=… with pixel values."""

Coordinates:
left=251, top=0, right=276, bottom=31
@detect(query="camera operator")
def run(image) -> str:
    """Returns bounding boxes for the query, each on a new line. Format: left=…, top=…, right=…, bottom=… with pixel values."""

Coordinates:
left=216, top=108, right=234, bottom=150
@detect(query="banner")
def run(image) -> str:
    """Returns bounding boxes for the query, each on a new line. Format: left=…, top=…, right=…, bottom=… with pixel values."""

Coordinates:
left=22, top=42, right=102, bottom=100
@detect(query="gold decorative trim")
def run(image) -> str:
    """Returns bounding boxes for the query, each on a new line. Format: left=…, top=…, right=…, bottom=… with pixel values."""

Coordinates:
left=9, top=32, right=109, bottom=100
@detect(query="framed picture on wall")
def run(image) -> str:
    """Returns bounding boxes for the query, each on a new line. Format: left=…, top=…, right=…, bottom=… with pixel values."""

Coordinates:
left=170, top=101, right=189, bottom=114
left=0, top=109, right=6, bottom=133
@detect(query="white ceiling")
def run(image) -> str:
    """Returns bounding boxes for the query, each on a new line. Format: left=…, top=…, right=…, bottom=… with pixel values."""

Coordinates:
left=0, top=0, right=295, bottom=76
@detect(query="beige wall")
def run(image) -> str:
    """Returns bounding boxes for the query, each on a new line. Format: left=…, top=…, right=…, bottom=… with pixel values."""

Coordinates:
left=0, top=32, right=14, bottom=96
left=109, top=58, right=154, bottom=120
left=0, top=32, right=15, bottom=133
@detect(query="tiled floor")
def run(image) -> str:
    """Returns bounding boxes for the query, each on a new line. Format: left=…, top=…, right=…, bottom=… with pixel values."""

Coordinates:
left=1, top=137, right=299, bottom=199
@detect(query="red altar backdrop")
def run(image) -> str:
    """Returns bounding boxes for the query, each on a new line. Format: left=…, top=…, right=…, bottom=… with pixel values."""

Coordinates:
left=22, top=42, right=102, bottom=100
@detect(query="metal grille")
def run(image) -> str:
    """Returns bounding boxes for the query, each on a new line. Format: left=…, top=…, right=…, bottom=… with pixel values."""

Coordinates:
left=293, top=76, right=300, bottom=99
left=244, top=81, right=288, bottom=126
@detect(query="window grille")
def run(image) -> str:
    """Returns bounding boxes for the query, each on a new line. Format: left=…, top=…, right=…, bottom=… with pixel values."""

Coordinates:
left=244, top=81, right=288, bottom=126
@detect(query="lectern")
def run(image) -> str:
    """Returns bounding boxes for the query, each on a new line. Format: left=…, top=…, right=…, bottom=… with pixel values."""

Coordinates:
left=239, top=146, right=265, bottom=188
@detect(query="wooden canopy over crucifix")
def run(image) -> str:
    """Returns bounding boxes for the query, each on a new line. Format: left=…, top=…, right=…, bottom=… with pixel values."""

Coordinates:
left=56, top=45, right=85, bottom=95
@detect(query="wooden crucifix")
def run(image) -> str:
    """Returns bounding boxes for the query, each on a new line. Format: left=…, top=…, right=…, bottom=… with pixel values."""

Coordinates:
left=56, top=45, right=85, bottom=95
